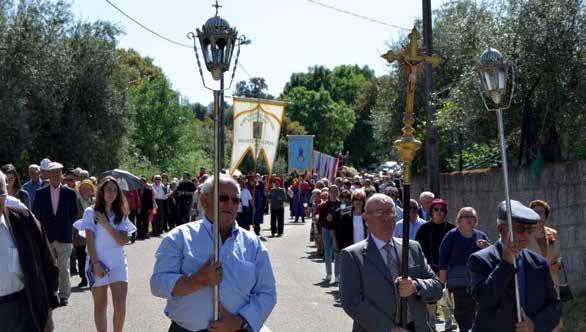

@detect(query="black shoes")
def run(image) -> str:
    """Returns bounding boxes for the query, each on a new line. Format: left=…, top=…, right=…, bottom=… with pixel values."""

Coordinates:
left=78, top=280, right=88, bottom=288
left=60, top=298, right=69, bottom=306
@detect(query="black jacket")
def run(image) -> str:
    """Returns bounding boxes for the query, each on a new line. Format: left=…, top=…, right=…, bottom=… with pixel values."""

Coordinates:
left=33, top=184, right=79, bottom=243
left=4, top=207, right=59, bottom=332
left=333, top=206, right=366, bottom=251
left=468, top=240, right=561, bottom=331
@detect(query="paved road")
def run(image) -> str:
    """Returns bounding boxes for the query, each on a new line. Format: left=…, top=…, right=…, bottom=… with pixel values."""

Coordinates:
left=52, top=210, right=453, bottom=331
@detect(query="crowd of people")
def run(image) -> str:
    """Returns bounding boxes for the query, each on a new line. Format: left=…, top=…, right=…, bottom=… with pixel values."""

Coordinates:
left=0, top=158, right=567, bottom=332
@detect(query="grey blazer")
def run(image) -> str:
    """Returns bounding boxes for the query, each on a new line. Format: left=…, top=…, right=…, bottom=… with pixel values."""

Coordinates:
left=340, top=236, right=442, bottom=332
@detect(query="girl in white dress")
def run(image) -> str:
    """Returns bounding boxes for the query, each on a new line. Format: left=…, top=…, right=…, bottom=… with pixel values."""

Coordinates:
left=73, top=176, right=136, bottom=332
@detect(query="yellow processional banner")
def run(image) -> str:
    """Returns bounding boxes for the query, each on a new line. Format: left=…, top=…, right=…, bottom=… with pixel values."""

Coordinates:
left=229, top=97, right=286, bottom=175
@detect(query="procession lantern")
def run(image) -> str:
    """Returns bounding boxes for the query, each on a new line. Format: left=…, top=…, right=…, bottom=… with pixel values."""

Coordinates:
left=196, top=14, right=237, bottom=81
left=477, top=48, right=509, bottom=107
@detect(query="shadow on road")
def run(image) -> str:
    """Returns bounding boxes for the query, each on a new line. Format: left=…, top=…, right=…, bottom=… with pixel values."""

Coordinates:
left=302, top=251, right=323, bottom=263
left=326, top=289, right=343, bottom=308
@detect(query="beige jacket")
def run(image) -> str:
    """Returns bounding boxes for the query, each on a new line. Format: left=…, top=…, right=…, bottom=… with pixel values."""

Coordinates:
left=528, top=226, right=561, bottom=289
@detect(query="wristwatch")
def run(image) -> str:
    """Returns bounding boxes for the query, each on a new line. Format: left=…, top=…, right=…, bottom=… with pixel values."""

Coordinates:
left=239, top=314, right=252, bottom=332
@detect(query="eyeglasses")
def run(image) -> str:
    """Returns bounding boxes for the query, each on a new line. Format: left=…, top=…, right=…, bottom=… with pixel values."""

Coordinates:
left=219, top=194, right=240, bottom=204
left=513, top=224, right=536, bottom=234
left=369, top=210, right=396, bottom=218
left=433, top=207, right=446, bottom=213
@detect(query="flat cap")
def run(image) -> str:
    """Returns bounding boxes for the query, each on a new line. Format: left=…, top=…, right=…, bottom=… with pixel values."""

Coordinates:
left=498, top=200, right=540, bottom=224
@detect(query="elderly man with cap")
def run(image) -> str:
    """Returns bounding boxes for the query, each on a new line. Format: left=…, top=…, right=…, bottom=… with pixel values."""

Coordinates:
left=33, top=161, right=79, bottom=306
left=0, top=170, right=59, bottom=331
left=467, top=200, right=561, bottom=332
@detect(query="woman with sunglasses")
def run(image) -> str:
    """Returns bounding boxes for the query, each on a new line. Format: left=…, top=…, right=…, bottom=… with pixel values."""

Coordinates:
left=438, top=207, right=490, bottom=332
left=332, top=189, right=367, bottom=255
left=415, top=198, right=456, bottom=330
left=73, top=176, right=136, bottom=332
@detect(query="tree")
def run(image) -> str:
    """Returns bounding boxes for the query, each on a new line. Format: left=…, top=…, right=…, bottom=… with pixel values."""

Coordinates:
left=234, top=77, right=274, bottom=99
left=281, top=65, right=374, bottom=165
left=283, top=86, right=355, bottom=155
left=0, top=0, right=132, bottom=173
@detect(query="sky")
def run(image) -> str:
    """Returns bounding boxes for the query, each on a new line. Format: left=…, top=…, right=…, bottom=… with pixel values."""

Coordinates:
left=71, top=0, right=449, bottom=105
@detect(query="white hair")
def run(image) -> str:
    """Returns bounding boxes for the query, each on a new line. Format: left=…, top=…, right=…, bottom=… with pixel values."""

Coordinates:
left=419, top=191, right=435, bottom=201
left=200, top=174, right=241, bottom=195
left=365, top=193, right=395, bottom=213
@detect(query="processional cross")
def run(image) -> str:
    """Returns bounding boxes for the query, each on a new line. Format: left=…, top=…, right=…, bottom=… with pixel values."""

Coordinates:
left=381, top=26, right=442, bottom=327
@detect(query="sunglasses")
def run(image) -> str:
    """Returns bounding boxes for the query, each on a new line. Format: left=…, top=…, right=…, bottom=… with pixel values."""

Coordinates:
left=340, top=195, right=350, bottom=199
left=219, top=195, right=240, bottom=204
left=433, top=207, right=446, bottom=212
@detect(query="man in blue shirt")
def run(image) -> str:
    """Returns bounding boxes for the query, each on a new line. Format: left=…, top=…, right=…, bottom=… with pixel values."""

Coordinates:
left=151, top=174, right=276, bottom=332
left=21, top=164, right=43, bottom=207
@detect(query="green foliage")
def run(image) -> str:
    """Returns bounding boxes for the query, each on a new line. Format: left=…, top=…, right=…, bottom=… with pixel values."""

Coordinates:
left=283, top=86, right=354, bottom=155
left=430, top=0, right=586, bottom=168
left=0, top=0, right=131, bottom=174
left=281, top=65, right=375, bottom=163
left=127, top=75, right=189, bottom=170
left=234, top=77, right=274, bottom=99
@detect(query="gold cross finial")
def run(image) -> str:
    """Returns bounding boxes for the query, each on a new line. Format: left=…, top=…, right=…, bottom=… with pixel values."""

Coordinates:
left=380, top=26, right=443, bottom=184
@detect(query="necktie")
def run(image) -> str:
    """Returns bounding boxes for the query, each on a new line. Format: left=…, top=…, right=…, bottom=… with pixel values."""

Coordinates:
left=383, top=242, right=400, bottom=280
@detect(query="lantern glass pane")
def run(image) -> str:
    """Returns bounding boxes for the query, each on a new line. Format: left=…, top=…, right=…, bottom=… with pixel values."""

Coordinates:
left=203, top=39, right=212, bottom=63
left=483, top=70, right=494, bottom=92
left=498, top=68, right=506, bottom=91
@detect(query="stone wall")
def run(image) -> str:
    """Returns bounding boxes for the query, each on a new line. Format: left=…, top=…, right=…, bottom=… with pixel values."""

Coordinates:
left=413, top=160, right=586, bottom=291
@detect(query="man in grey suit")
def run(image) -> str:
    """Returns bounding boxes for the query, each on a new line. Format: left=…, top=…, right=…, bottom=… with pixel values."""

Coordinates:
left=340, top=194, right=442, bottom=332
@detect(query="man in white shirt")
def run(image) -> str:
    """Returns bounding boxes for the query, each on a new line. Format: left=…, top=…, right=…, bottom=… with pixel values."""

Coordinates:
left=237, top=177, right=254, bottom=230
left=0, top=170, right=59, bottom=331
left=151, top=174, right=168, bottom=236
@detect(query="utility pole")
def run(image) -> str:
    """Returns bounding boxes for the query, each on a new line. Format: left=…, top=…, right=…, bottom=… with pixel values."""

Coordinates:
left=422, top=0, right=440, bottom=196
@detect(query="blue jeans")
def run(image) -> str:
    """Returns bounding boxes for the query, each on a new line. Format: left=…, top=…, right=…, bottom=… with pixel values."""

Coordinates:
left=322, top=229, right=339, bottom=277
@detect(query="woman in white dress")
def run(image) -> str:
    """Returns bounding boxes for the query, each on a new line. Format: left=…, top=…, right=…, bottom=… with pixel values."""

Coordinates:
left=74, top=176, right=136, bottom=332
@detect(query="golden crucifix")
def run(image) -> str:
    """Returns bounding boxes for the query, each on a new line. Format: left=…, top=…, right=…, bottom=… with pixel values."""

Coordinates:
left=381, top=26, right=442, bottom=328
left=381, top=27, right=442, bottom=184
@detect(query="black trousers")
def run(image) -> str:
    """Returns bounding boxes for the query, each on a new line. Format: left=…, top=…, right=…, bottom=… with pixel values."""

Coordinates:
left=138, top=210, right=150, bottom=238
left=270, top=208, right=284, bottom=235
left=0, top=290, right=36, bottom=331
left=154, top=199, right=167, bottom=235
left=128, top=210, right=139, bottom=241
left=169, top=321, right=209, bottom=332
left=177, top=203, right=191, bottom=226
left=74, top=245, right=87, bottom=282
left=452, top=287, right=476, bottom=332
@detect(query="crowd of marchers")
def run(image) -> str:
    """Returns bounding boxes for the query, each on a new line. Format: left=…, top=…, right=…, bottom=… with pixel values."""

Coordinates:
left=0, top=159, right=567, bottom=332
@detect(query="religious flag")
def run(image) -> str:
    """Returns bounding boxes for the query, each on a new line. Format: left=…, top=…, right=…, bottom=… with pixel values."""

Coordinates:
left=312, top=150, right=339, bottom=180
left=287, top=135, right=314, bottom=174
left=230, top=97, right=286, bottom=175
